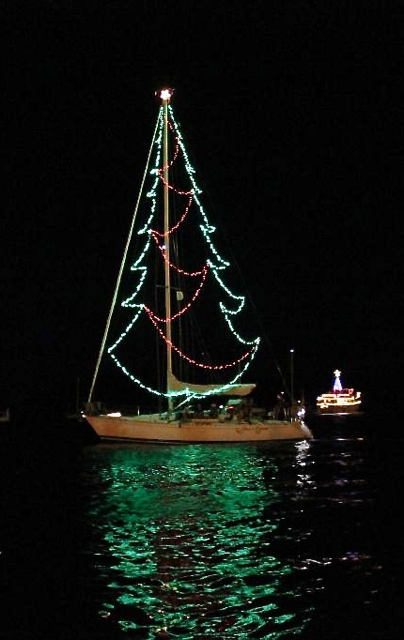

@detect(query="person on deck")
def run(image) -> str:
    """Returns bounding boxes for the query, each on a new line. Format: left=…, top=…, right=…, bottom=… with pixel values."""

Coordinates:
left=274, top=392, right=286, bottom=420
left=209, top=403, right=219, bottom=418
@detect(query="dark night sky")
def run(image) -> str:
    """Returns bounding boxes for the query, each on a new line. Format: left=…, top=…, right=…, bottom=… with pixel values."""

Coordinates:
left=1, top=0, right=402, bottom=413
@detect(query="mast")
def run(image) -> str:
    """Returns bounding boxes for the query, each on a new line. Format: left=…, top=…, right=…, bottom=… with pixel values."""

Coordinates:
left=290, top=348, right=294, bottom=407
left=160, top=89, right=173, bottom=413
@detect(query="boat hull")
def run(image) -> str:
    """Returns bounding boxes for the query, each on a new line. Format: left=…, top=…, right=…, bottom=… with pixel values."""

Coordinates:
left=316, top=405, right=363, bottom=416
left=85, top=414, right=312, bottom=443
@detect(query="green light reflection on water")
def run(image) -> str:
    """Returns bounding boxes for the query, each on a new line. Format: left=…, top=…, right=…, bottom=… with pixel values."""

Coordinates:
left=84, top=442, right=312, bottom=637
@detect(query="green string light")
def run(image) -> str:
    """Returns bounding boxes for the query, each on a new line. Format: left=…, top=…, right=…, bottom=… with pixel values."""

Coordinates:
left=108, top=103, right=260, bottom=398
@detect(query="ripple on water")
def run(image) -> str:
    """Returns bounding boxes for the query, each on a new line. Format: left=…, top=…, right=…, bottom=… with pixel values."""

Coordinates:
left=77, top=442, right=354, bottom=636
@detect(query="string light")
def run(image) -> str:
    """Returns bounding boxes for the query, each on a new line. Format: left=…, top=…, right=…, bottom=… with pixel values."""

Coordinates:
left=150, top=231, right=207, bottom=277
left=110, top=350, right=259, bottom=399
left=151, top=194, right=194, bottom=237
left=145, top=265, right=208, bottom=322
left=108, top=102, right=261, bottom=398
left=145, top=305, right=256, bottom=369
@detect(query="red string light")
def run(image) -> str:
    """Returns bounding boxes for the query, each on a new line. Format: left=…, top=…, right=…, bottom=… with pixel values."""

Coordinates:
left=144, top=111, right=255, bottom=374
left=150, top=233, right=207, bottom=277
left=144, top=265, right=208, bottom=322
left=145, top=306, right=255, bottom=370
left=150, top=194, right=194, bottom=237
left=157, top=117, right=194, bottom=196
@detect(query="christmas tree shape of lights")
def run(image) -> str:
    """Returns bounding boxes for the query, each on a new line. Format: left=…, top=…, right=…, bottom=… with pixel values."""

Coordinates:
left=108, top=98, right=260, bottom=402
left=333, top=369, right=342, bottom=393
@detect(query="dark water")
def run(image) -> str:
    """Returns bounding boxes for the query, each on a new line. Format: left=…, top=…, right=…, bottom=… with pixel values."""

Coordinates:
left=1, top=414, right=403, bottom=639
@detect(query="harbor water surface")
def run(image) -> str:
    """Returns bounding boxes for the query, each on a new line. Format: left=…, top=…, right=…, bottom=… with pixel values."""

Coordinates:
left=1, top=413, right=403, bottom=639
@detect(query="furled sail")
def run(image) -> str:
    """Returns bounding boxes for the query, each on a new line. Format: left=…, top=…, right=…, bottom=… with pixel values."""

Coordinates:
left=167, top=371, right=255, bottom=397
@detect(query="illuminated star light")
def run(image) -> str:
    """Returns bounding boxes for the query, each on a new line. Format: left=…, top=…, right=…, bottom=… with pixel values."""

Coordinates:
left=160, top=88, right=173, bottom=101
left=333, top=369, right=342, bottom=393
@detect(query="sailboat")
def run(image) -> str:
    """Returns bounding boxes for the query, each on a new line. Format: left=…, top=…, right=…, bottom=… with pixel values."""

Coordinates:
left=84, top=89, right=312, bottom=443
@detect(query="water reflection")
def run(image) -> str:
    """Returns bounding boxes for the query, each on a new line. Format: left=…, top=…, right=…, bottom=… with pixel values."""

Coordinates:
left=83, top=442, right=315, bottom=637
left=0, top=418, right=394, bottom=638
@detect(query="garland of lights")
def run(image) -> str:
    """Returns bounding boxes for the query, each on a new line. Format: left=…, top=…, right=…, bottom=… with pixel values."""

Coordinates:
left=145, top=305, right=255, bottom=369
left=151, top=194, right=194, bottom=236
left=108, top=103, right=260, bottom=398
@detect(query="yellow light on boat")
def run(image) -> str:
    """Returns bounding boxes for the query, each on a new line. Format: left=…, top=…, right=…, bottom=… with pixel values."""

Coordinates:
left=160, top=88, right=172, bottom=102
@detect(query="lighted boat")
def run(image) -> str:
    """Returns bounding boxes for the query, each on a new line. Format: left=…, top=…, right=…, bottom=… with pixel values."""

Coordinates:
left=84, top=89, right=312, bottom=443
left=316, top=369, right=362, bottom=415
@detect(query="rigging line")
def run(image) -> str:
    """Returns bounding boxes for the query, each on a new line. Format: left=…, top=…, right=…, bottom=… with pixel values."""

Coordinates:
left=87, top=110, right=162, bottom=404
left=210, top=219, right=287, bottom=389
left=172, top=123, right=287, bottom=393
left=242, top=280, right=287, bottom=385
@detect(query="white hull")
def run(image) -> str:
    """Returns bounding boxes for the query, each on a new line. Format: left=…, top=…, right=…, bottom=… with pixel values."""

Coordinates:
left=85, top=414, right=312, bottom=443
